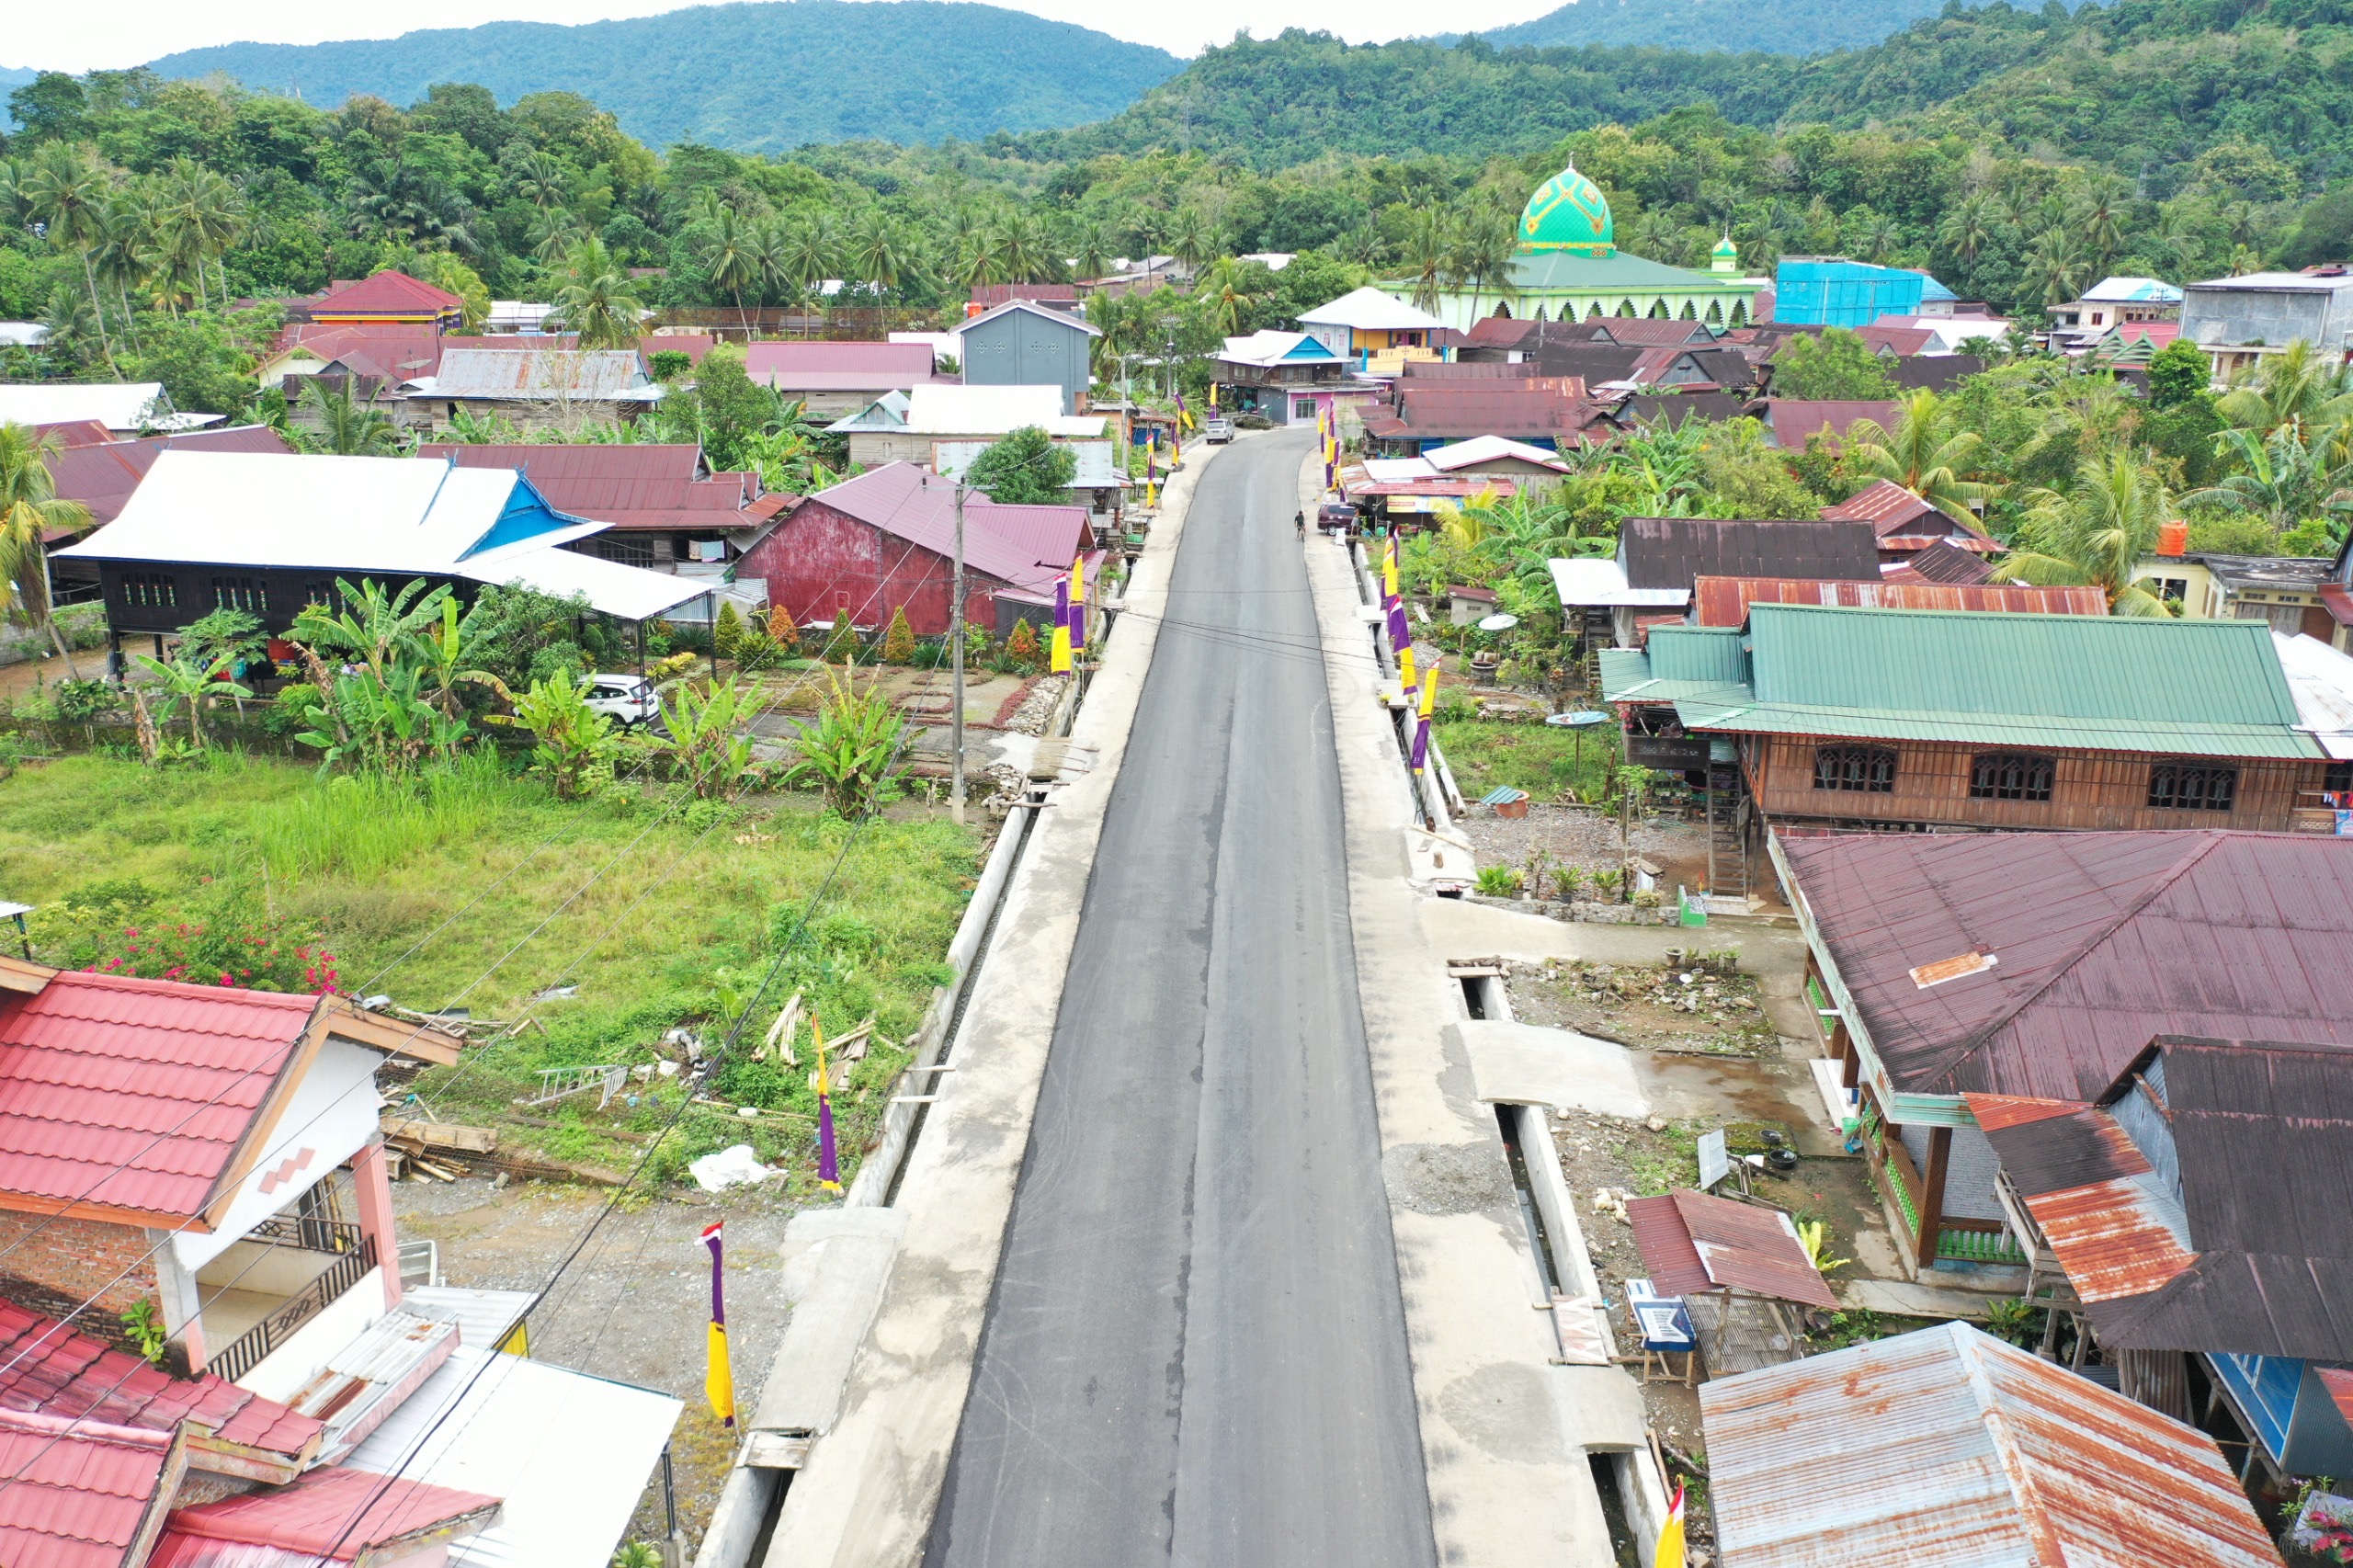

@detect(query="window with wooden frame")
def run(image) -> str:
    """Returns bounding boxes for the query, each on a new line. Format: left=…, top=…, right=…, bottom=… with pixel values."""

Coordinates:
left=1970, top=752, right=2055, bottom=802
left=2147, top=760, right=2237, bottom=812
left=1813, top=744, right=1896, bottom=793
left=120, top=571, right=177, bottom=609
left=210, top=575, right=267, bottom=613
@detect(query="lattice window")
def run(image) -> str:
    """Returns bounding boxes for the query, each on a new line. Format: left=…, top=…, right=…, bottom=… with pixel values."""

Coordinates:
left=1970, top=753, right=2054, bottom=801
left=1813, top=745, right=1896, bottom=793
left=2147, top=760, right=2237, bottom=812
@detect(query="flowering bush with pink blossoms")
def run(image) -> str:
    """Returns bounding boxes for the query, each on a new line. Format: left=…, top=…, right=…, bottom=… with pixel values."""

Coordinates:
left=82, top=919, right=338, bottom=994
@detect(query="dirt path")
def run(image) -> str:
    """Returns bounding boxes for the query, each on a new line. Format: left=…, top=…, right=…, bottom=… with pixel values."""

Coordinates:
left=394, top=1176, right=804, bottom=1559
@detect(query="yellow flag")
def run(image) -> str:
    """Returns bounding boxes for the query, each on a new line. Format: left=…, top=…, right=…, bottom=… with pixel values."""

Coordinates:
left=702, top=1221, right=735, bottom=1426
left=1399, top=647, right=1417, bottom=695
left=1419, top=663, right=1440, bottom=718
left=1070, top=555, right=1086, bottom=603
left=1051, top=622, right=1072, bottom=674
left=1654, top=1483, right=1686, bottom=1568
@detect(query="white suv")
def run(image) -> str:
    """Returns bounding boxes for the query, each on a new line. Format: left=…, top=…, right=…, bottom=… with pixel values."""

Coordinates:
left=582, top=674, right=658, bottom=728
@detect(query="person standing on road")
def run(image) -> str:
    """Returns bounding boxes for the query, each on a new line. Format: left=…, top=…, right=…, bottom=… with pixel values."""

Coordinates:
left=1295, top=509, right=1306, bottom=538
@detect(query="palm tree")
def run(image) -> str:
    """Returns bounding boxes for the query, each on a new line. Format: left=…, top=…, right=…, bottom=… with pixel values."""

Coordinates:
left=1861, top=211, right=1903, bottom=265
left=529, top=209, right=587, bottom=267
left=2183, top=425, right=2353, bottom=533
left=1193, top=256, right=1256, bottom=337
left=1842, top=390, right=1995, bottom=526
left=2027, top=227, right=2089, bottom=308
left=1165, top=207, right=1214, bottom=274
left=2215, top=340, right=2353, bottom=435
left=699, top=203, right=761, bottom=336
left=0, top=423, right=88, bottom=676
left=844, top=210, right=908, bottom=297
left=1403, top=208, right=1449, bottom=314
left=550, top=237, right=644, bottom=349
left=777, top=215, right=835, bottom=336
left=1459, top=208, right=1519, bottom=323
left=1993, top=451, right=2179, bottom=615
left=21, top=142, right=116, bottom=366
left=130, top=651, right=249, bottom=748
left=995, top=210, right=1056, bottom=282
left=1938, top=195, right=1994, bottom=272
left=2075, top=175, right=2128, bottom=275
left=1067, top=218, right=1113, bottom=283
left=301, top=381, right=400, bottom=456
left=506, top=147, right=568, bottom=211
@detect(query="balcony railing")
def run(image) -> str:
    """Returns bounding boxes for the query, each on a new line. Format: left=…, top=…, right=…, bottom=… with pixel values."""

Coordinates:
left=208, top=1233, right=377, bottom=1384
left=247, top=1213, right=365, bottom=1255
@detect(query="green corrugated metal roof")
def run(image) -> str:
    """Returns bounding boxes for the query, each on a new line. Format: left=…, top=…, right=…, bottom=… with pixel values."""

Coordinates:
left=1597, top=647, right=1651, bottom=700
left=1646, top=625, right=1748, bottom=683
left=1745, top=605, right=2303, bottom=727
left=1673, top=700, right=2318, bottom=758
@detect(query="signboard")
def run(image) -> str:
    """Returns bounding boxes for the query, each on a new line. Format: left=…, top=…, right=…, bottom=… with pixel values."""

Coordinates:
left=1697, top=1129, right=1731, bottom=1192
left=1625, top=735, right=1711, bottom=770
left=1626, top=1278, right=1699, bottom=1352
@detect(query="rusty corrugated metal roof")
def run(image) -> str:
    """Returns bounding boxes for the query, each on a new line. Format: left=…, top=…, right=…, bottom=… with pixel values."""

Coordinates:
left=1623, top=519, right=1882, bottom=590
left=1690, top=576, right=2104, bottom=624
left=1783, top=833, right=2353, bottom=1101
left=1897, top=540, right=2000, bottom=585
left=1699, top=1322, right=2287, bottom=1568
left=1625, top=1191, right=1836, bottom=1308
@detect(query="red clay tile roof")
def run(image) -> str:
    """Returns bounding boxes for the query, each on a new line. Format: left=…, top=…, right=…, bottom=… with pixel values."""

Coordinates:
left=309, top=272, right=462, bottom=318
left=0, top=1298, right=323, bottom=1461
left=0, top=1407, right=174, bottom=1568
left=1785, top=832, right=2353, bottom=1100
left=159, top=1464, right=500, bottom=1560
left=0, top=971, right=320, bottom=1221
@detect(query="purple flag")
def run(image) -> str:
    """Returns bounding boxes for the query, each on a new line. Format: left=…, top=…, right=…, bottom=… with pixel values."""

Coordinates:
left=814, top=1017, right=840, bottom=1193
left=1388, top=600, right=1410, bottom=651
left=1411, top=715, right=1429, bottom=774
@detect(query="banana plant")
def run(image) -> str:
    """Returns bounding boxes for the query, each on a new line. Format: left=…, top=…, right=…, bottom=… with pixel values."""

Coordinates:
left=129, top=652, right=248, bottom=750
left=646, top=675, right=759, bottom=801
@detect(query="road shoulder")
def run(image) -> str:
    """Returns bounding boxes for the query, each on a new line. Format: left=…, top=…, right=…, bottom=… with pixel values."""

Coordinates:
left=1301, top=470, right=1627, bottom=1564
left=760, top=441, right=1227, bottom=1568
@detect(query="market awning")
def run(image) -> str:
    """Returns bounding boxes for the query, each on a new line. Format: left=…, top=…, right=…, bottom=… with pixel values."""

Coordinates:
left=345, top=1346, right=681, bottom=1568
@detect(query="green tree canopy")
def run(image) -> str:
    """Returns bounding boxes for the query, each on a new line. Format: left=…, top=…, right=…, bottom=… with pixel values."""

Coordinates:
left=1769, top=328, right=1897, bottom=403
left=965, top=426, right=1075, bottom=505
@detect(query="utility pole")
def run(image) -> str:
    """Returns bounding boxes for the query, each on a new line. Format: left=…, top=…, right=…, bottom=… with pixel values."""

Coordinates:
left=950, top=479, right=967, bottom=826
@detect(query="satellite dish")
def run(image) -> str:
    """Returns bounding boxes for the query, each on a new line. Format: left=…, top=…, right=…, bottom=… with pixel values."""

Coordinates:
left=1477, top=613, right=1519, bottom=631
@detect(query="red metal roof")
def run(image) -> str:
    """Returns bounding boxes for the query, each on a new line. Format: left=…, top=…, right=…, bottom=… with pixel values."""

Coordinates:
left=1822, top=478, right=1940, bottom=531
left=1759, top=398, right=1900, bottom=449
left=1900, top=539, right=2001, bottom=585
left=308, top=272, right=463, bottom=318
left=0, top=971, right=319, bottom=1221
left=799, top=462, right=1090, bottom=596
left=1699, top=1322, right=2287, bottom=1568
left=2320, top=584, right=2353, bottom=627
left=31, top=420, right=117, bottom=450
left=2321, top=1367, right=2353, bottom=1425
left=0, top=1297, right=323, bottom=1461
left=415, top=443, right=768, bottom=532
left=159, top=1464, right=500, bottom=1561
left=0, top=1407, right=174, bottom=1568
left=1627, top=1191, right=1837, bottom=1308
left=969, top=283, right=1079, bottom=308
left=743, top=341, right=938, bottom=390
left=640, top=333, right=715, bottom=366
left=1786, top=832, right=2353, bottom=1100
left=1690, top=576, right=2105, bottom=624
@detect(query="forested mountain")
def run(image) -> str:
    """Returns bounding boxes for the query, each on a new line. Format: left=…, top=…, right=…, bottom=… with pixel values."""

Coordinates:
left=1471, top=0, right=1948, bottom=55
left=142, top=1, right=1181, bottom=152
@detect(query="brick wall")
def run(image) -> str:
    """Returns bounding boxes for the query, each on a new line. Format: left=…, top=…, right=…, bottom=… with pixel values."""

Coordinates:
left=0, top=1210, right=160, bottom=1330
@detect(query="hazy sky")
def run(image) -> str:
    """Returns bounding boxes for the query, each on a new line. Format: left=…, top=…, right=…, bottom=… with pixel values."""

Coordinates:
left=12, top=0, right=1570, bottom=72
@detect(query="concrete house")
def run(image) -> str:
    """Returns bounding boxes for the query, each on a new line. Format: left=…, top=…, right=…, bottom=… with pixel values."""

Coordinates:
left=954, top=301, right=1100, bottom=415
left=2181, top=267, right=2353, bottom=381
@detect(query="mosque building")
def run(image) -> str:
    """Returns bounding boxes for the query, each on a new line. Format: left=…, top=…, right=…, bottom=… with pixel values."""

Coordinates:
left=1416, top=163, right=1766, bottom=333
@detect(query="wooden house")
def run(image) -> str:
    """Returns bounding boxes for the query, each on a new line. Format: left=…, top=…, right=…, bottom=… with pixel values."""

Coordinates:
left=1820, top=479, right=2000, bottom=564
left=1606, top=602, right=2329, bottom=852
left=737, top=462, right=1094, bottom=638
left=297, top=270, right=464, bottom=332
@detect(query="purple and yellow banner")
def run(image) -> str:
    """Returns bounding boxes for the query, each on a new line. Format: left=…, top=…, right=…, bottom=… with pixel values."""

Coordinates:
left=813, top=1018, right=841, bottom=1193
left=703, top=1221, right=735, bottom=1426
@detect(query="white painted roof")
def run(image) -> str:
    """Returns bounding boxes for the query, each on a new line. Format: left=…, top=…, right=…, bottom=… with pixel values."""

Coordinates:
left=1549, top=557, right=1688, bottom=608
left=1216, top=330, right=1340, bottom=369
left=2273, top=630, right=2353, bottom=759
left=464, top=542, right=713, bottom=619
left=1426, top=436, right=1571, bottom=473
left=0, top=381, right=204, bottom=430
left=902, top=384, right=1104, bottom=437
left=2081, top=276, right=2182, bottom=303
left=1298, top=287, right=1447, bottom=332
left=426, top=347, right=658, bottom=403
left=347, top=1345, right=681, bottom=1568
left=0, top=323, right=48, bottom=347
left=1363, top=458, right=1437, bottom=483
left=932, top=437, right=1130, bottom=489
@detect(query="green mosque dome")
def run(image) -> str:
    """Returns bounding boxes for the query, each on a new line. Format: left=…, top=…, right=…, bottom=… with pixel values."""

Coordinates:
left=1711, top=233, right=1740, bottom=273
left=1518, top=163, right=1615, bottom=258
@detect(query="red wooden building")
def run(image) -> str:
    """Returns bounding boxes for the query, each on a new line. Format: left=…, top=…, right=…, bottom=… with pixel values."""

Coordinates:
left=740, top=461, right=1095, bottom=637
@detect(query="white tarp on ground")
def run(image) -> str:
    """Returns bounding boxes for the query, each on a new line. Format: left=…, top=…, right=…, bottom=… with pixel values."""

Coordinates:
left=347, top=1346, right=681, bottom=1568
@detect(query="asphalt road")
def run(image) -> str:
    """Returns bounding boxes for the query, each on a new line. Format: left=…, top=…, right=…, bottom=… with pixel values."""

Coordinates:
left=926, top=431, right=1438, bottom=1568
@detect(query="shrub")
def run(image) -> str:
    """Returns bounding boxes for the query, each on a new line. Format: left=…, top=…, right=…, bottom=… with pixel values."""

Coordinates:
left=881, top=605, right=915, bottom=664
left=767, top=608, right=801, bottom=656
left=713, top=601, right=745, bottom=663
left=821, top=609, right=858, bottom=664
left=785, top=674, right=910, bottom=817
left=1005, top=619, right=1042, bottom=673
left=1474, top=866, right=1524, bottom=897
left=81, top=915, right=339, bottom=993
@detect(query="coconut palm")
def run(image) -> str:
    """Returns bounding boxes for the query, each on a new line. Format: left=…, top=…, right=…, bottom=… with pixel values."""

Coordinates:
left=2215, top=340, right=2353, bottom=435
left=1193, top=256, right=1256, bottom=338
left=20, top=142, right=116, bottom=365
left=1842, top=390, right=1996, bottom=526
left=1165, top=207, right=1214, bottom=273
left=1992, top=452, right=2178, bottom=615
left=0, top=423, right=89, bottom=676
left=699, top=203, right=762, bottom=336
left=777, top=215, right=836, bottom=335
left=2027, top=227, right=2090, bottom=309
left=1402, top=208, right=1449, bottom=315
left=1457, top=208, right=1520, bottom=323
left=1067, top=218, right=1113, bottom=283
left=301, top=381, right=400, bottom=457
left=1938, top=195, right=1995, bottom=272
left=550, top=237, right=644, bottom=350
left=844, top=209, right=909, bottom=296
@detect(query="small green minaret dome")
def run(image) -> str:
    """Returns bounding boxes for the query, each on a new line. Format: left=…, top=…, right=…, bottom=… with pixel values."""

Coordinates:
left=1518, top=163, right=1614, bottom=259
left=1711, top=233, right=1740, bottom=274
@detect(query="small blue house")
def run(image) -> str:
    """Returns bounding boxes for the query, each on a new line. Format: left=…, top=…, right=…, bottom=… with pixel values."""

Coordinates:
left=1775, top=258, right=1953, bottom=329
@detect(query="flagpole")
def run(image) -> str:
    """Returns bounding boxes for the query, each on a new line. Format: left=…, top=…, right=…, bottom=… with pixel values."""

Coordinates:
left=951, top=480, right=966, bottom=827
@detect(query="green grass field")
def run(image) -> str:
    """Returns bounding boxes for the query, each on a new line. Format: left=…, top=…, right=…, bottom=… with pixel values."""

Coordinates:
left=1436, top=718, right=1625, bottom=803
left=0, top=751, right=981, bottom=1187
